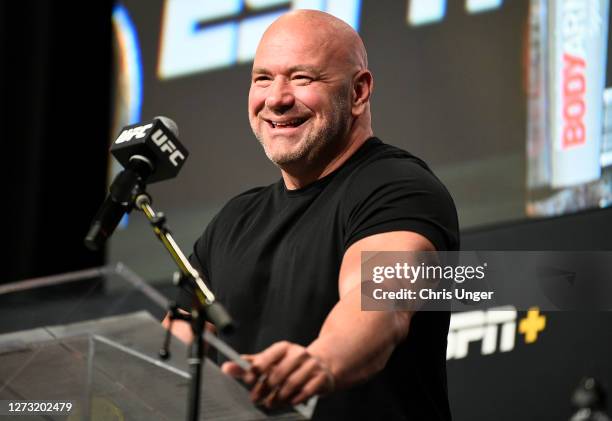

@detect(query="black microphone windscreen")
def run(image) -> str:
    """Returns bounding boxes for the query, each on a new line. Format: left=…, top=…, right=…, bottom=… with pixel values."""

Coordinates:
left=155, top=116, right=179, bottom=137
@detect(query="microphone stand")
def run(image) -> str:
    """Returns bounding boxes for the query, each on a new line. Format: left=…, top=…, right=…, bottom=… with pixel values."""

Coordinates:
left=133, top=192, right=233, bottom=421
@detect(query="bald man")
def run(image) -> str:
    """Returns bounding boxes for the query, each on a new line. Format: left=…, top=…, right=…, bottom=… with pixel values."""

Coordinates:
left=172, top=10, right=459, bottom=420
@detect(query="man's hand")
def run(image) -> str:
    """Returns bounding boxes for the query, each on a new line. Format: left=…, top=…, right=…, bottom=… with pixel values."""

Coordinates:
left=221, top=341, right=334, bottom=408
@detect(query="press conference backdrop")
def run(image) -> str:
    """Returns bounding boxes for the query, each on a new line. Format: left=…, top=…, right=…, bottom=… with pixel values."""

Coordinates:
left=107, top=2, right=612, bottom=420
left=108, top=0, right=612, bottom=281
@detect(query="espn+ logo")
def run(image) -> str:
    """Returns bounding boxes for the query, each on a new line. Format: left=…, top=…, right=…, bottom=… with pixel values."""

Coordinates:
left=447, top=306, right=546, bottom=360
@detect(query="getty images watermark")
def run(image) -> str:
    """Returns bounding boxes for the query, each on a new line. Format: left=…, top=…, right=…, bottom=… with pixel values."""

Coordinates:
left=361, top=251, right=612, bottom=312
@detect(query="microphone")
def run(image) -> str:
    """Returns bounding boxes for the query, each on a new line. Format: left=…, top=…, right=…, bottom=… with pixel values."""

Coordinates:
left=84, top=116, right=189, bottom=250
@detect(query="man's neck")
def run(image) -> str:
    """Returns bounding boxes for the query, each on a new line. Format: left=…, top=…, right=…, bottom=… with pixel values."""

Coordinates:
left=280, top=127, right=373, bottom=190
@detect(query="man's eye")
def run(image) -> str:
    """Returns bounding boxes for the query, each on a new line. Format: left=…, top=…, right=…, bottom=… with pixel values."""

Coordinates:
left=293, top=75, right=313, bottom=83
left=254, top=76, right=270, bottom=83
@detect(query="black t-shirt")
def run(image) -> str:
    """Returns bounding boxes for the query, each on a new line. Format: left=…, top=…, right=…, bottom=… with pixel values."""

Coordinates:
left=181, top=137, right=459, bottom=420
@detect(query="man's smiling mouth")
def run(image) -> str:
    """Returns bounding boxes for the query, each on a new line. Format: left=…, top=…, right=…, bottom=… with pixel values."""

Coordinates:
left=265, top=118, right=308, bottom=129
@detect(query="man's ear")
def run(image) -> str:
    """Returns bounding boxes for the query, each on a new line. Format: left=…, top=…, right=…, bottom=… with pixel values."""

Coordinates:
left=351, top=70, right=373, bottom=117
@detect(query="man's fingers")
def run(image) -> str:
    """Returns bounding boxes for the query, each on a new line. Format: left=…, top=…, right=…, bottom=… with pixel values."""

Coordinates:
left=263, top=386, right=281, bottom=408
left=222, top=355, right=258, bottom=384
left=251, top=373, right=272, bottom=403
left=250, top=341, right=291, bottom=374
left=266, top=345, right=310, bottom=388
left=221, top=361, right=246, bottom=378
left=290, top=374, right=328, bottom=405
left=275, top=357, right=319, bottom=402
left=250, top=342, right=301, bottom=404
left=234, top=341, right=332, bottom=408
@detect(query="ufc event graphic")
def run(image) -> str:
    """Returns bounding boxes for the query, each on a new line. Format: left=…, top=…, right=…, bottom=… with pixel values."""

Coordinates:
left=104, top=4, right=612, bottom=418
left=4, top=1, right=612, bottom=421
left=110, top=0, right=612, bottom=279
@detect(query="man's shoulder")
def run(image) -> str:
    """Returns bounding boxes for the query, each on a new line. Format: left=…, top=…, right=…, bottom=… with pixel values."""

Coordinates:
left=359, top=137, right=426, bottom=163
left=195, top=183, right=277, bottom=250
left=340, top=137, right=459, bottom=251
left=347, top=138, right=448, bottom=197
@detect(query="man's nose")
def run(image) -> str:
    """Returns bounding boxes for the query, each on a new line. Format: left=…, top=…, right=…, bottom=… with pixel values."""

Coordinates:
left=265, top=80, right=295, bottom=112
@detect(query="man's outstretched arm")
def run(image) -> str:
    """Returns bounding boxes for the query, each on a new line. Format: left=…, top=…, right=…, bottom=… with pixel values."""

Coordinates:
left=221, top=230, right=435, bottom=407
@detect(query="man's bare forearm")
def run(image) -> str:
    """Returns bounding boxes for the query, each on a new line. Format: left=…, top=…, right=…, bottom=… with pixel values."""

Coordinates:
left=307, top=286, right=412, bottom=390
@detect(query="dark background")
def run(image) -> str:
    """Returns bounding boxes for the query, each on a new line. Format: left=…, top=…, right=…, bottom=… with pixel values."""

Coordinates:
left=4, top=1, right=111, bottom=282
left=3, top=1, right=612, bottom=420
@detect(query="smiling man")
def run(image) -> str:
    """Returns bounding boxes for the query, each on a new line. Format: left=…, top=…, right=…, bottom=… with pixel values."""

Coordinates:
left=247, top=11, right=370, bottom=187
left=171, top=9, right=459, bottom=420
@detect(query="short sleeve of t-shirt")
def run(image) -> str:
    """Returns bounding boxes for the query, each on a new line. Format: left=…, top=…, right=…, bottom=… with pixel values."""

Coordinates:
left=343, top=156, right=459, bottom=252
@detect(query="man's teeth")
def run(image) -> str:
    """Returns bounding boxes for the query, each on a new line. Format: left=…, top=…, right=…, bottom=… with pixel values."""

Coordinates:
left=271, top=119, right=302, bottom=128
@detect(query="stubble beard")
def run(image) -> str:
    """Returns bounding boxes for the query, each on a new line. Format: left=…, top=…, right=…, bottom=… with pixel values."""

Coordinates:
left=253, top=91, right=351, bottom=169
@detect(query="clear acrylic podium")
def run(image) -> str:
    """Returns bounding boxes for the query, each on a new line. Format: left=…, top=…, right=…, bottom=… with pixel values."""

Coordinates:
left=0, top=264, right=305, bottom=420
